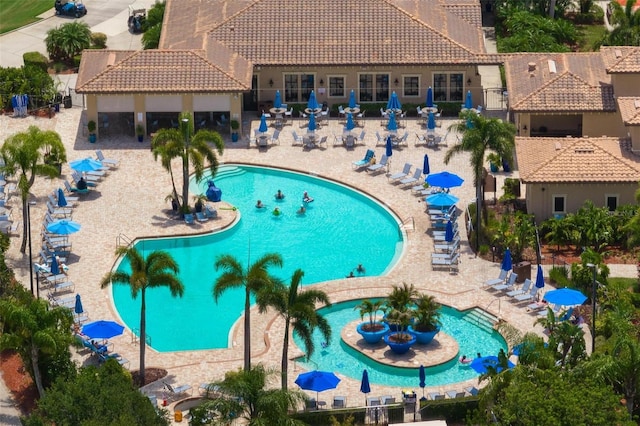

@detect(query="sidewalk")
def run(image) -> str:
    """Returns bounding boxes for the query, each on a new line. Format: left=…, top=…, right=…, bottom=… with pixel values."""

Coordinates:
left=0, top=370, right=22, bottom=426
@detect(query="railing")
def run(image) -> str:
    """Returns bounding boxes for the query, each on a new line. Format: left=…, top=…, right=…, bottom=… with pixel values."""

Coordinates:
left=485, top=298, right=501, bottom=316
left=401, top=216, right=415, bottom=232
left=116, top=233, right=132, bottom=249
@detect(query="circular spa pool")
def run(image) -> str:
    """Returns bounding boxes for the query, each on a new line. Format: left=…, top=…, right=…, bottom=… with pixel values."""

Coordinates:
left=293, top=299, right=508, bottom=387
left=111, top=165, right=404, bottom=351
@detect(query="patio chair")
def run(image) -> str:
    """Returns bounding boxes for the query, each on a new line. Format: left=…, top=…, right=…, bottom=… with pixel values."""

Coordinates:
left=367, top=397, right=381, bottom=406
left=485, top=269, right=509, bottom=287
left=382, top=395, right=396, bottom=404
left=367, top=154, right=388, bottom=174
left=388, top=163, right=412, bottom=181
left=399, top=168, right=422, bottom=186
left=345, top=134, right=355, bottom=148
left=493, top=273, right=518, bottom=292
left=195, top=211, right=208, bottom=222
left=163, top=381, right=192, bottom=400
left=506, top=278, right=531, bottom=298
left=375, top=131, right=384, bottom=146
left=431, top=252, right=460, bottom=271
left=397, top=131, right=409, bottom=145
left=95, top=149, right=119, bottom=168
left=465, top=386, right=479, bottom=396
left=513, top=285, right=539, bottom=303
left=415, top=133, right=427, bottom=146
left=271, top=130, right=281, bottom=145
left=352, top=149, right=375, bottom=170
left=428, top=392, right=445, bottom=400
left=291, top=131, right=304, bottom=146
left=46, top=201, right=72, bottom=219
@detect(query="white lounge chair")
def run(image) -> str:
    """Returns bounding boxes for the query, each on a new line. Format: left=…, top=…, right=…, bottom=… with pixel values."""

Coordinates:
left=388, top=163, right=412, bottom=181
left=493, top=273, right=518, bottom=292
left=506, top=278, right=532, bottom=298
left=513, top=285, right=539, bottom=303
left=431, top=252, right=460, bottom=271
left=399, top=168, right=422, bottom=186
left=163, top=381, right=192, bottom=400
left=367, top=154, right=388, bottom=174
left=95, top=149, right=119, bottom=167
left=485, top=269, right=509, bottom=287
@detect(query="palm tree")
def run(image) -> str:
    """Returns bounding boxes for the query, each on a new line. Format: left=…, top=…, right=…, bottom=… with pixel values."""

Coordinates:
left=412, top=294, right=441, bottom=333
left=193, top=364, right=307, bottom=425
left=213, top=253, right=283, bottom=371
left=445, top=112, right=516, bottom=251
left=257, top=269, right=331, bottom=390
left=602, top=0, right=640, bottom=46
left=99, top=247, right=184, bottom=385
left=0, top=126, right=66, bottom=253
left=151, top=112, right=224, bottom=214
left=355, top=299, right=385, bottom=331
left=0, top=296, right=74, bottom=398
left=45, top=22, right=91, bottom=63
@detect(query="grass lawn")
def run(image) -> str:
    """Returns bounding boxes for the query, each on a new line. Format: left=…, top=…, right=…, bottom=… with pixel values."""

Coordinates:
left=577, top=24, right=608, bottom=52
left=0, top=0, right=53, bottom=34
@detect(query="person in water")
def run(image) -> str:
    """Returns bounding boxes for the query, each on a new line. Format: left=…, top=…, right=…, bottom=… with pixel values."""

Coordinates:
left=303, top=191, right=314, bottom=203
left=297, top=204, right=306, bottom=214
left=356, top=264, right=365, bottom=274
left=256, top=200, right=264, bottom=208
left=273, top=207, right=281, bottom=216
left=346, top=271, right=355, bottom=278
left=459, top=355, right=472, bottom=364
left=275, top=189, right=285, bottom=200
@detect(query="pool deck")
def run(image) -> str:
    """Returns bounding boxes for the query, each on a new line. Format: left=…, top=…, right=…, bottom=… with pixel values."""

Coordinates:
left=2, top=108, right=637, bottom=421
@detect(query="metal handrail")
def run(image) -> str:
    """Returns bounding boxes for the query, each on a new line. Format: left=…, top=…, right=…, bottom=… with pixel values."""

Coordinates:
left=485, top=298, right=501, bottom=316
left=401, top=216, right=415, bottom=232
left=116, top=233, right=132, bottom=248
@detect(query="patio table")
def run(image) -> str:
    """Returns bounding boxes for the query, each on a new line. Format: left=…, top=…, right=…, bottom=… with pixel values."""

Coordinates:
left=343, top=107, right=360, bottom=115
left=269, top=107, right=287, bottom=115
left=305, top=107, right=322, bottom=115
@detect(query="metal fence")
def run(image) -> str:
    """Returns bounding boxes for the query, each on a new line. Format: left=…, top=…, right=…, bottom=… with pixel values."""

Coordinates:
left=483, top=87, right=508, bottom=110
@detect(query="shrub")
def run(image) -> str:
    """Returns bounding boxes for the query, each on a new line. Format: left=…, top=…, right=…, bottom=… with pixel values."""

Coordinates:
left=479, top=244, right=490, bottom=256
left=90, top=32, right=107, bottom=49
left=72, top=55, right=82, bottom=68
left=22, top=52, right=48, bottom=73
left=549, top=266, right=570, bottom=286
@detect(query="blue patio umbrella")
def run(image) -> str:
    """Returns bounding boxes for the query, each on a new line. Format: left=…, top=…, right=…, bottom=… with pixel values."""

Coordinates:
left=426, top=171, right=464, bottom=189
left=543, top=288, right=587, bottom=306
left=419, top=365, right=426, bottom=397
left=470, top=356, right=515, bottom=374
left=360, top=369, right=371, bottom=404
left=50, top=254, right=60, bottom=275
left=464, top=90, right=473, bottom=109
left=422, top=154, right=430, bottom=175
left=274, top=90, right=282, bottom=108
left=348, top=90, right=357, bottom=109
left=307, top=90, right=319, bottom=111
left=296, top=370, right=340, bottom=402
left=501, top=248, right=512, bottom=272
left=308, top=113, right=317, bottom=132
left=386, top=91, right=402, bottom=111
left=387, top=112, right=398, bottom=132
left=345, top=113, right=355, bottom=131
left=57, top=188, right=67, bottom=207
left=258, top=114, right=268, bottom=133
left=69, top=157, right=103, bottom=172
left=385, top=135, right=393, bottom=159
left=82, top=320, right=125, bottom=339
left=445, top=220, right=454, bottom=242
left=426, top=192, right=459, bottom=207
left=74, top=294, right=84, bottom=315
left=535, top=264, right=545, bottom=288
left=426, top=86, right=434, bottom=108
left=46, top=219, right=81, bottom=235
left=427, top=111, right=436, bottom=130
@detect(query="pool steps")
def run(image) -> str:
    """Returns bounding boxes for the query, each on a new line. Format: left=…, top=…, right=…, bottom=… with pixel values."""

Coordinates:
left=214, top=166, right=246, bottom=180
left=463, top=308, right=498, bottom=334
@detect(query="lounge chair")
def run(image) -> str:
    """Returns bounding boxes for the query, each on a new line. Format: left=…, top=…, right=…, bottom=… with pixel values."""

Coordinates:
left=64, top=180, right=89, bottom=194
left=445, top=390, right=466, bottom=399
left=53, top=189, right=79, bottom=204
left=48, top=293, right=75, bottom=308
left=71, top=172, right=98, bottom=187
left=367, top=154, right=388, bottom=174
left=513, top=284, right=538, bottom=303
left=506, top=278, right=532, bottom=298
left=434, top=238, right=460, bottom=254
left=367, top=397, right=381, bottom=406
left=382, top=395, right=395, bottom=404
left=163, top=381, right=192, bottom=400
left=428, top=392, right=445, bottom=400
left=99, top=351, right=130, bottom=368
left=95, top=149, right=119, bottom=168
left=46, top=201, right=73, bottom=218
left=485, top=269, right=509, bottom=287
left=388, top=163, right=412, bottom=181
left=332, top=396, right=346, bottom=408
left=399, top=168, right=422, bottom=186
left=352, top=149, right=375, bottom=170
left=538, top=304, right=561, bottom=318
left=431, top=252, right=460, bottom=271
left=184, top=213, right=195, bottom=225
left=464, top=386, right=479, bottom=396
left=195, top=211, right=208, bottom=222
left=493, top=273, right=518, bottom=292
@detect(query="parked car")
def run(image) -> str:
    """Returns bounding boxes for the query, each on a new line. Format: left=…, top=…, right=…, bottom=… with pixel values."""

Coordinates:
left=54, top=0, right=87, bottom=18
left=128, top=6, right=146, bottom=33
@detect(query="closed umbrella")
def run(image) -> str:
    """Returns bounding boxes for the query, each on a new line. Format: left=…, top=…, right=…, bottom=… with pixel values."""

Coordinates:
left=501, top=248, right=512, bottom=272
left=74, top=294, right=84, bottom=315
left=295, top=370, right=340, bottom=403
left=50, top=255, right=60, bottom=275
left=387, top=112, right=398, bottom=132
left=426, top=171, right=464, bottom=189
left=427, top=111, right=436, bottom=131
left=308, top=113, right=316, bottom=132
left=426, top=192, right=459, bottom=208
left=307, top=90, right=319, bottom=111
left=535, top=264, right=545, bottom=288
left=274, top=90, right=282, bottom=108
left=543, top=288, right=587, bottom=306
left=426, top=87, right=434, bottom=108
left=258, top=114, right=268, bottom=133
left=422, top=154, right=430, bottom=175
left=82, top=320, right=125, bottom=339
left=470, top=355, right=514, bottom=374
left=445, top=220, right=454, bottom=242
left=69, top=157, right=103, bottom=172
left=360, top=369, right=371, bottom=405
left=46, top=219, right=81, bottom=235
left=385, top=135, right=393, bottom=159
left=57, top=188, right=67, bottom=207
left=419, top=365, right=426, bottom=398
left=464, top=90, right=473, bottom=110
left=348, top=90, right=357, bottom=109
left=386, top=91, right=402, bottom=111
left=345, top=113, right=355, bottom=131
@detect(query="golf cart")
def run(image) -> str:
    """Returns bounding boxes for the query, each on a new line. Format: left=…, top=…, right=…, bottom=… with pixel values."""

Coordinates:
left=128, top=6, right=146, bottom=33
left=54, top=0, right=87, bottom=17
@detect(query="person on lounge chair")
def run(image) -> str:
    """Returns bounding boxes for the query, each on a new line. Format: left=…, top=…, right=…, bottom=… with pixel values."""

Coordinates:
left=303, top=191, right=314, bottom=203
left=77, top=177, right=88, bottom=190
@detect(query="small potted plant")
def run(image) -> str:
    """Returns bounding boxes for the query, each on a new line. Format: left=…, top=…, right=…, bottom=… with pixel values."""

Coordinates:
left=354, top=299, right=389, bottom=344
left=230, top=119, right=240, bottom=142
left=487, top=152, right=501, bottom=173
left=136, top=124, right=145, bottom=142
left=193, top=194, right=208, bottom=213
left=88, top=120, right=97, bottom=143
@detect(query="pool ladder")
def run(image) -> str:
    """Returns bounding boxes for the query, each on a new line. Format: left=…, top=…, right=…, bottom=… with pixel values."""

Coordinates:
left=400, top=216, right=415, bottom=232
left=116, top=233, right=133, bottom=249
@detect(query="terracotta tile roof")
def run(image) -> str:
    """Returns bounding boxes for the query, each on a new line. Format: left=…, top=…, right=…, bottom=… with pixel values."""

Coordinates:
left=76, top=49, right=252, bottom=94
left=441, top=0, right=483, bottom=28
left=601, top=46, right=640, bottom=73
left=516, top=136, right=640, bottom=183
left=618, top=97, right=640, bottom=126
left=162, top=0, right=488, bottom=66
left=504, top=53, right=615, bottom=112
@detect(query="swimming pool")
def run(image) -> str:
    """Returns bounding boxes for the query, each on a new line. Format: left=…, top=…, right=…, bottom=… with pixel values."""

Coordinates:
left=293, top=299, right=507, bottom=387
left=111, top=165, right=404, bottom=351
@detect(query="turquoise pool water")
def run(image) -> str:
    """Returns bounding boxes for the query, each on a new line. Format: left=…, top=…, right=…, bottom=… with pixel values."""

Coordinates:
left=111, top=165, right=404, bottom=351
left=293, top=299, right=508, bottom=387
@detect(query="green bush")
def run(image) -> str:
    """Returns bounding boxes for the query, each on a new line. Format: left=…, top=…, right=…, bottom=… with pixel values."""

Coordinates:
left=90, top=32, right=107, bottom=49
left=549, top=266, right=570, bottom=286
left=22, top=51, right=48, bottom=73
left=73, top=55, right=82, bottom=68
left=479, top=244, right=490, bottom=256
left=438, top=102, right=461, bottom=116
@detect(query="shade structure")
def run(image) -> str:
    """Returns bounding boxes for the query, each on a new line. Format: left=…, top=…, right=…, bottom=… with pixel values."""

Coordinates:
left=348, top=90, right=357, bottom=109
left=82, top=320, right=125, bottom=339
left=426, top=87, right=434, bottom=108
left=385, top=135, right=393, bottom=158
left=50, top=255, right=60, bottom=275
left=501, top=248, right=512, bottom=272
left=543, top=288, right=587, bottom=306
left=464, top=90, right=473, bottom=109
left=74, top=294, right=84, bottom=315
left=386, top=91, right=402, bottom=111
left=470, top=356, right=514, bottom=374
left=360, top=369, right=370, bottom=405
left=387, top=112, right=398, bottom=132
left=46, top=219, right=81, bottom=235
left=345, top=113, right=355, bottom=131
left=445, top=220, right=454, bottom=242
left=426, top=171, right=464, bottom=189
left=419, top=365, right=426, bottom=397
left=426, top=192, right=459, bottom=207
left=57, top=188, right=67, bottom=207
left=535, top=264, right=545, bottom=288
left=258, top=114, right=268, bottom=133
left=307, top=90, right=319, bottom=110
left=274, top=90, right=282, bottom=108
left=427, top=111, right=436, bottom=130
left=423, top=154, right=430, bottom=175
left=308, top=113, right=317, bottom=132
left=69, top=157, right=103, bottom=172
left=295, top=370, right=340, bottom=398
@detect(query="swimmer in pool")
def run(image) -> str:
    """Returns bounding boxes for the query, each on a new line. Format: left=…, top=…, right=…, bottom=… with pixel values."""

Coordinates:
left=275, top=189, right=285, bottom=200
